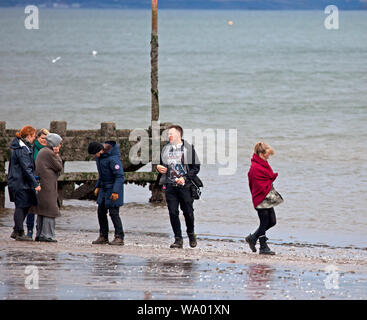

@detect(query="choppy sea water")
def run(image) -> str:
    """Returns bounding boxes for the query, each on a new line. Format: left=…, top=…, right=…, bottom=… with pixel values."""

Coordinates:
left=0, top=8, right=366, bottom=248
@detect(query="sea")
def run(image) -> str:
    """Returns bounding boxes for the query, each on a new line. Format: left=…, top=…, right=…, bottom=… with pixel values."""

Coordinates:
left=0, top=8, right=366, bottom=249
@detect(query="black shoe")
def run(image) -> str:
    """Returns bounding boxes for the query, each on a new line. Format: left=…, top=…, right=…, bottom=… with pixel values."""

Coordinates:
left=259, top=236, right=275, bottom=255
left=35, top=236, right=40, bottom=242
left=38, top=236, right=57, bottom=243
left=170, top=237, right=183, bottom=249
left=10, top=230, right=16, bottom=239
left=188, top=233, right=197, bottom=248
left=245, top=233, right=257, bottom=252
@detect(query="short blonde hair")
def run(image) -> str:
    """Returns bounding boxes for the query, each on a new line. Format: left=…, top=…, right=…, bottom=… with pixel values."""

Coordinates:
left=254, top=141, right=274, bottom=156
left=36, top=128, right=49, bottom=138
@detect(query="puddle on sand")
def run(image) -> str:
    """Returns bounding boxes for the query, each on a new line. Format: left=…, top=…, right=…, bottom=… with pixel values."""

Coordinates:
left=0, top=250, right=366, bottom=300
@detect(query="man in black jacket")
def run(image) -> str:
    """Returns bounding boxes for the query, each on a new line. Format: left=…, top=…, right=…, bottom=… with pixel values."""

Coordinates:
left=157, top=125, right=202, bottom=249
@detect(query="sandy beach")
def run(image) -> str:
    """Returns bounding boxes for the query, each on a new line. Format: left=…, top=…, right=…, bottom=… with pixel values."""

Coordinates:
left=1, top=206, right=366, bottom=300
left=1, top=6, right=367, bottom=304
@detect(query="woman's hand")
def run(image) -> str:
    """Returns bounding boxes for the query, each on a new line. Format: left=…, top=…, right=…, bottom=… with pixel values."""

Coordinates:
left=110, top=193, right=119, bottom=201
left=94, top=188, right=100, bottom=197
left=157, top=165, right=167, bottom=174
left=35, top=186, right=41, bottom=192
left=53, top=146, right=60, bottom=155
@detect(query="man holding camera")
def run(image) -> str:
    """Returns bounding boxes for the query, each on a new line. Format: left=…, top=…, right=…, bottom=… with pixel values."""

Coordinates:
left=157, top=125, right=202, bottom=249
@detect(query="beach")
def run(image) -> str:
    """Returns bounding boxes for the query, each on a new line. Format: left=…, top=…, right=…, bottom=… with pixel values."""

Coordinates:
left=1, top=205, right=366, bottom=300
left=0, top=8, right=367, bottom=301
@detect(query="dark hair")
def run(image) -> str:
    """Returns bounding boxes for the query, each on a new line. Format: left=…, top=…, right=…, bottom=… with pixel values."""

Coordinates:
left=168, top=125, right=183, bottom=137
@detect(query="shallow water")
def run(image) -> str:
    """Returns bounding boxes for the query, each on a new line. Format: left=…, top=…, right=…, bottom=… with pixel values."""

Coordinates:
left=0, top=9, right=367, bottom=249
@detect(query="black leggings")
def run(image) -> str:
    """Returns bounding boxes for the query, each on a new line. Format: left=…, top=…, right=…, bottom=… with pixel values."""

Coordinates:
left=253, top=208, right=276, bottom=239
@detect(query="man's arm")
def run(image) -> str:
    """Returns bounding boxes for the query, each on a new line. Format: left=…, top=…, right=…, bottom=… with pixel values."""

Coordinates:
left=110, top=159, right=124, bottom=195
left=185, top=144, right=200, bottom=180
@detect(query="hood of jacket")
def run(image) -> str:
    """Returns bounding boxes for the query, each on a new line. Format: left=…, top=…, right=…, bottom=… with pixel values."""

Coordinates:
left=10, top=137, right=32, bottom=151
left=101, top=141, right=120, bottom=158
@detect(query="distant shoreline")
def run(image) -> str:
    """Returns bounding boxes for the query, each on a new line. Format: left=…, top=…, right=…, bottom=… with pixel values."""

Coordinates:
left=2, top=6, right=367, bottom=11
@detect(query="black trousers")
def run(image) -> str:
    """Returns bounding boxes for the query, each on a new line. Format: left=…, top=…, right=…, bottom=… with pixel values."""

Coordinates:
left=253, top=207, right=277, bottom=239
left=165, top=184, right=194, bottom=239
left=13, top=207, right=30, bottom=233
left=97, top=200, right=124, bottom=239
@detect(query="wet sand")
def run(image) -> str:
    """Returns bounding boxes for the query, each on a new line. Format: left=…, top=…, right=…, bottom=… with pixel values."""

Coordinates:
left=0, top=207, right=367, bottom=300
left=0, top=202, right=367, bottom=300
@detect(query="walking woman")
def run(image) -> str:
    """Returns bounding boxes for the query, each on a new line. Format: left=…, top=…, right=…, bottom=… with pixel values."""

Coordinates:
left=26, top=128, right=50, bottom=238
left=35, top=133, right=63, bottom=242
left=8, top=125, right=41, bottom=241
left=246, top=142, right=283, bottom=255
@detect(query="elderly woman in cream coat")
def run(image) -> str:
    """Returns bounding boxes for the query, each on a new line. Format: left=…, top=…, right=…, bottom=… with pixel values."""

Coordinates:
left=35, top=133, right=63, bottom=242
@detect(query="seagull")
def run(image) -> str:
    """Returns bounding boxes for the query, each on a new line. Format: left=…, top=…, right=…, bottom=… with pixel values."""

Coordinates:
left=92, top=50, right=98, bottom=56
left=52, top=56, right=61, bottom=63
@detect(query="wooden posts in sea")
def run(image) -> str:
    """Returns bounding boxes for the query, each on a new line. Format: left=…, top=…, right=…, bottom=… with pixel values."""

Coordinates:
left=0, top=121, right=171, bottom=208
left=150, top=0, right=163, bottom=202
left=151, top=0, right=159, bottom=123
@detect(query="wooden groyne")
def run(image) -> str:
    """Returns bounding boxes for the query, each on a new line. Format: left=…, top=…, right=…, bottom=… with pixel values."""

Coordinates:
left=0, top=121, right=171, bottom=208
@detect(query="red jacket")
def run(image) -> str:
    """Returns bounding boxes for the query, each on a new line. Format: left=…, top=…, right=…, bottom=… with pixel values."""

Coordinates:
left=248, top=153, right=278, bottom=208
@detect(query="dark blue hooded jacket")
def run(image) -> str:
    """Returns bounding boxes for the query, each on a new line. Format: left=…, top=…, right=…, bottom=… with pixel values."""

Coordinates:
left=8, top=137, right=39, bottom=208
left=95, top=141, right=124, bottom=208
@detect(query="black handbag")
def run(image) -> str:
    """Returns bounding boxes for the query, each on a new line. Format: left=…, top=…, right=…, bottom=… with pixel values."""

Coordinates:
left=189, top=176, right=203, bottom=200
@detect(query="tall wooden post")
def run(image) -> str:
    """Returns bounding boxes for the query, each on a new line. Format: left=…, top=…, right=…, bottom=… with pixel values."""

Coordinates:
left=149, top=0, right=164, bottom=202
left=0, top=121, right=6, bottom=208
left=0, top=161, right=5, bottom=209
left=151, top=0, right=159, bottom=123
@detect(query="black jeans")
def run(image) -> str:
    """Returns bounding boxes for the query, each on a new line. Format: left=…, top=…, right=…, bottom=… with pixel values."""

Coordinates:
left=253, top=207, right=277, bottom=239
left=97, top=200, right=124, bottom=239
left=13, top=206, right=30, bottom=233
left=165, top=184, right=194, bottom=239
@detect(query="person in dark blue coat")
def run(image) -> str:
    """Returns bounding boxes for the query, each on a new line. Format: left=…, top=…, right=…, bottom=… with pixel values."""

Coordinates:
left=88, top=141, right=125, bottom=245
left=8, top=126, right=41, bottom=241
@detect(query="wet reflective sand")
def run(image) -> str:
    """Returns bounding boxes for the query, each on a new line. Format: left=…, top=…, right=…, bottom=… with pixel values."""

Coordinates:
left=1, top=249, right=366, bottom=300
left=0, top=207, right=366, bottom=300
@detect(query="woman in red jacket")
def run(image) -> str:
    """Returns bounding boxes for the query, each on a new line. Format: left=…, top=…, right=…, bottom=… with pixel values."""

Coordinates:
left=246, top=142, right=283, bottom=255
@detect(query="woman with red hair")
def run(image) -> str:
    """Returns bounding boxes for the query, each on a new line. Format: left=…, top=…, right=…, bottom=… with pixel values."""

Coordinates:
left=8, top=125, right=41, bottom=241
left=246, top=142, right=283, bottom=255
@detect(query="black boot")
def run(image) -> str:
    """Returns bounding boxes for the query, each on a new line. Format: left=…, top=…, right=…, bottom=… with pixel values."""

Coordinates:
left=245, top=233, right=257, bottom=252
left=170, top=237, right=183, bottom=249
left=188, top=233, right=197, bottom=248
left=259, top=236, right=275, bottom=255
left=10, top=230, right=16, bottom=239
